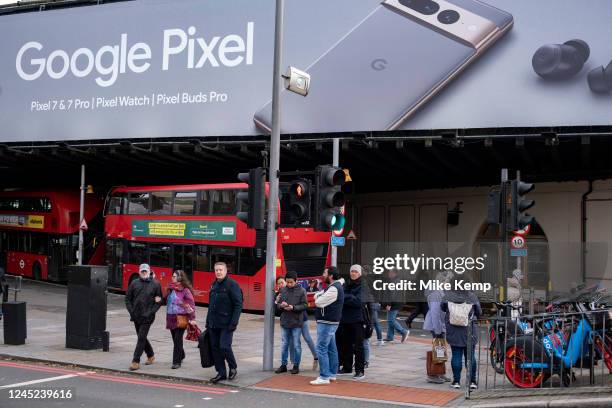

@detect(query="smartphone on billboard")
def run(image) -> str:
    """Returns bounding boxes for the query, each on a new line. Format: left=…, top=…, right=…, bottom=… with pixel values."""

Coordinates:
left=253, top=0, right=513, bottom=133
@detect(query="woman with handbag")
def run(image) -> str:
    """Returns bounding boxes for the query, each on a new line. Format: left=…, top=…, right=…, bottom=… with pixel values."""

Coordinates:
left=166, top=270, right=196, bottom=369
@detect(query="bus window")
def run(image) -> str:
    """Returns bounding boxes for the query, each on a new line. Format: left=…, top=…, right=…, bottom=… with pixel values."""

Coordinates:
left=210, top=247, right=237, bottom=274
left=128, top=193, right=150, bottom=215
left=237, top=247, right=265, bottom=276
left=173, top=192, right=197, bottom=215
left=196, top=245, right=210, bottom=271
left=282, top=243, right=329, bottom=278
left=211, top=190, right=236, bottom=215
left=198, top=191, right=211, bottom=215
left=151, top=191, right=172, bottom=215
left=107, top=193, right=126, bottom=215
left=31, top=233, right=47, bottom=255
left=128, top=242, right=148, bottom=265
left=150, top=244, right=171, bottom=268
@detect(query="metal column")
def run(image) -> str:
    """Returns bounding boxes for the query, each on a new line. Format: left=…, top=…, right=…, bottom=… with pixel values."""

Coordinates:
left=262, top=0, right=284, bottom=372
left=78, top=164, right=85, bottom=266
left=331, top=138, right=339, bottom=267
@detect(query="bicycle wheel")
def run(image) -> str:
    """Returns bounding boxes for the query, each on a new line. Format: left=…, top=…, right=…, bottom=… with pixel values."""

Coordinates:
left=504, top=344, right=545, bottom=388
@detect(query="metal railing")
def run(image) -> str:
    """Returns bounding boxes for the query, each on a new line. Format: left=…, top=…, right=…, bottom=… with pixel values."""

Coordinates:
left=465, top=307, right=612, bottom=398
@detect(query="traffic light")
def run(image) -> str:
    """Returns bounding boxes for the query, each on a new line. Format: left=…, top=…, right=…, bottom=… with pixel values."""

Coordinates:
left=510, top=180, right=535, bottom=231
left=314, top=165, right=346, bottom=232
left=287, top=178, right=311, bottom=225
left=236, top=167, right=266, bottom=230
left=486, top=187, right=501, bottom=225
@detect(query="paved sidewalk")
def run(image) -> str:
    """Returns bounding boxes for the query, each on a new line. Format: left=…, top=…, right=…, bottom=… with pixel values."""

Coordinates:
left=0, top=280, right=463, bottom=406
left=1, top=280, right=610, bottom=407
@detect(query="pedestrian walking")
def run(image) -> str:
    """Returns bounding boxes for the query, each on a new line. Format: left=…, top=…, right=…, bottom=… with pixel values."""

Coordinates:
left=406, top=302, right=429, bottom=329
left=337, top=264, right=366, bottom=380
left=383, top=268, right=409, bottom=343
left=423, top=270, right=453, bottom=384
left=125, top=263, right=162, bottom=371
left=274, top=271, right=307, bottom=375
left=441, top=278, right=482, bottom=390
left=166, top=270, right=196, bottom=369
left=206, top=262, right=243, bottom=384
left=310, top=266, right=344, bottom=385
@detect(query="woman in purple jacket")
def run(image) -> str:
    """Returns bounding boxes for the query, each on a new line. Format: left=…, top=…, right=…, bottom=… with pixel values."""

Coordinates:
left=166, top=270, right=196, bottom=369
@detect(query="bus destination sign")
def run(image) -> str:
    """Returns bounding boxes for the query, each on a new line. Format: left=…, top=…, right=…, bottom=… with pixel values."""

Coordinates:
left=131, top=220, right=236, bottom=241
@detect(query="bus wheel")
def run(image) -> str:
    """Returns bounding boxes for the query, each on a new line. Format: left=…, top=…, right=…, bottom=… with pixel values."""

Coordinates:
left=32, top=262, right=42, bottom=281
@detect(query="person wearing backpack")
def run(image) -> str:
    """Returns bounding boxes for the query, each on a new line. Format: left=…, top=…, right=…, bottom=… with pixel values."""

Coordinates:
left=441, top=279, right=481, bottom=390
left=423, top=270, right=453, bottom=384
left=337, top=264, right=366, bottom=380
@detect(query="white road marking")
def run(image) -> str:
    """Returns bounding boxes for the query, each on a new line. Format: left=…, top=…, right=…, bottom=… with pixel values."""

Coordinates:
left=173, top=405, right=184, bottom=407
left=229, top=390, right=239, bottom=393
left=0, top=374, right=79, bottom=389
left=202, top=397, right=213, bottom=400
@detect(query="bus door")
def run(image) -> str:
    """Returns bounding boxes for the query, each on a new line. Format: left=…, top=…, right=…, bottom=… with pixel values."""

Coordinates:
left=0, top=231, right=6, bottom=269
left=209, top=246, right=249, bottom=307
left=105, top=239, right=124, bottom=288
left=173, top=244, right=195, bottom=283
left=48, top=235, right=71, bottom=281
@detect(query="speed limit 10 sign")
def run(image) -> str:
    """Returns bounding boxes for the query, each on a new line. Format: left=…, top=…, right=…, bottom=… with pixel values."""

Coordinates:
left=511, top=235, right=526, bottom=249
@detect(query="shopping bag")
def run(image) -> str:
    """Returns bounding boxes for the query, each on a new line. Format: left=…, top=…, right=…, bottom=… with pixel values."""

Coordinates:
left=198, top=329, right=214, bottom=368
left=186, top=323, right=201, bottom=342
left=426, top=351, right=446, bottom=376
left=432, top=337, right=448, bottom=363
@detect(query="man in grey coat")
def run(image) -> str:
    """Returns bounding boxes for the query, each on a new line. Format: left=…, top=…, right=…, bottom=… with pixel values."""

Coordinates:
left=275, top=270, right=307, bottom=375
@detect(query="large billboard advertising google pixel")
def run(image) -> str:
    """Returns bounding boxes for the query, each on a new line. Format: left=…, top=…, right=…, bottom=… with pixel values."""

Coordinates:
left=1, top=0, right=612, bottom=142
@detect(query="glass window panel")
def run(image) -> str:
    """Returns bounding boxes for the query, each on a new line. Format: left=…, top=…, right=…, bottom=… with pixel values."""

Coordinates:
left=211, top=189, right=236, bottom=215
left=198, top=191, right=210, bottom=215
left=173, top=191, right=197, bottom=215
left=128, top=193, right=150, bottom=215
left=150, top=191, right=172, bottom=215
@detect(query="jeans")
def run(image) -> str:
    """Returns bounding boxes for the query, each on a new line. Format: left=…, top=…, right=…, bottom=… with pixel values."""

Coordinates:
left=280, top=327, right=302, bottom=366
left=364, top=339, right=370, bottom=362
left=209, top=328, right=237, bottom=377
left=385, top=309, right=407, bottom=340
left=301, top=320, right=317, bottom=359
left=316, top=323, right=339, bottom=379
left=450, top=345, right=477, bottom=383
left=371, top=303, right=383, bottom=341
left=170, top=328, right=186, bottom=365
left=132, top=322, right=154, bottom=363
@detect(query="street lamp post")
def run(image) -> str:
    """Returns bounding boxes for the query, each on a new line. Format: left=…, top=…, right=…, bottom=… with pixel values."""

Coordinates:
left=262, top=0, right=285, bottom=372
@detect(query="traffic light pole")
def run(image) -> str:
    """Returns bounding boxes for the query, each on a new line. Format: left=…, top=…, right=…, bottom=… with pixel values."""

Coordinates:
left=262, top=0, right=284, bottom=372
left=331, top=138, right=339, bottom=267
left=78, top=164, right=85, bottom=266
left=501, top=168, right=508, bottom=301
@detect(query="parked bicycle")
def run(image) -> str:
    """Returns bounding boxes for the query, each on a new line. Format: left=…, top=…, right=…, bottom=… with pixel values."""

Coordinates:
left=489, top=301, right=531, bottom=374
left=503, top=286, right=612, bottom=388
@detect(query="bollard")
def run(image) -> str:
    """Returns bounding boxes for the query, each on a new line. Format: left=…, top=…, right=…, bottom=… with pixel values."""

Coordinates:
left=3, top=301, right=26, bottom=345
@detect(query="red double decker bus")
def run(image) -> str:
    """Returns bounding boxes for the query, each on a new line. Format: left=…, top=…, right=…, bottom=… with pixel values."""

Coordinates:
left=0, top=190, right=105, bottom=281
left=104, top=183, right=331, bottom=310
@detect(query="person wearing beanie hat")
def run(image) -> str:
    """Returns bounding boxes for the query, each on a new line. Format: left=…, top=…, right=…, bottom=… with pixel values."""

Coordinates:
left=275, top=271, right=307, bottom=375
left=337, top=264, right=366, bottom=380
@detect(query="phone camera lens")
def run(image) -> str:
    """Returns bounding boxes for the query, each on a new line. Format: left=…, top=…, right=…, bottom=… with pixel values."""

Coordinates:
left=399, top=0, right=440, bottom=16
left=437, top=9, right=460, bottom=24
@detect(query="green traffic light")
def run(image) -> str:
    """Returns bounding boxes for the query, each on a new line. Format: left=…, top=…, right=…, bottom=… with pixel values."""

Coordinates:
left=331, top=214, right=345, bottom=231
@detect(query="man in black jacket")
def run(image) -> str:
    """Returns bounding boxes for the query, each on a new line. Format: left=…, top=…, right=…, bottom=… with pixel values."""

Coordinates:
left=338, top=264, right=366, bottom=380
left=274, top=270, right=307, bottom=375
left=206, top=261, right=243, bottom=384
left=125, top=263, right=162, bottom=371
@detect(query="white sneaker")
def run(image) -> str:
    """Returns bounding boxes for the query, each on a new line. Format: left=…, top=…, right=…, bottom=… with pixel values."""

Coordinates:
left=374, top=340, right=385, bottom=346
left=310, top=377, right=330, bottom=385
left=329, top=377, right=337, bottom=382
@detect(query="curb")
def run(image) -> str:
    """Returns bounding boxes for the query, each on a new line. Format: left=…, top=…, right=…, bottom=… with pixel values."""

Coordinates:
left=0, top=353, right=244, bottom=389
left=458, top=396, right=612, bottom=408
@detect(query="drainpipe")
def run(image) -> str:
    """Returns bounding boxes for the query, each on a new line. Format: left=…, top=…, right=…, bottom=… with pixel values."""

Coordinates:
left=581, top=180, right=593, bottom=284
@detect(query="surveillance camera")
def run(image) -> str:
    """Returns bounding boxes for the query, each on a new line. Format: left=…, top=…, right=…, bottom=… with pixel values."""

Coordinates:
left=283, top=66, right=311, bottom=96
